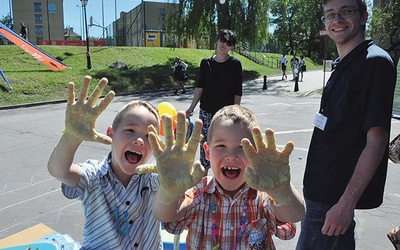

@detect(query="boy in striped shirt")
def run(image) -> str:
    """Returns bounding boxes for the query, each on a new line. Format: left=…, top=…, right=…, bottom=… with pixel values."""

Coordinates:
left=48, top=76, right=163, bottom=249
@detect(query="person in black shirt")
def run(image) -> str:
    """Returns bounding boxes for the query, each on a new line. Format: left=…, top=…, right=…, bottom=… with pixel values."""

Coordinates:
left=173, top=57, right=188, bottom=95
left=186, top=29, right=243, bottom=176
left=20, top=22, right=27, bottom=40
left=296, top=0, right=396, bottom=249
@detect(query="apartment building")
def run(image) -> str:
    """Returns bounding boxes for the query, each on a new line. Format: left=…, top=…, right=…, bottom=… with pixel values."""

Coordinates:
left=12, top=0, right=64, bottom=44
left=113, top=1, right=181, bottom=47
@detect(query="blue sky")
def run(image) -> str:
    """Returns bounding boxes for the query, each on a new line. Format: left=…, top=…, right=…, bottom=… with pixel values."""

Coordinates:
left=0, top=0, right=166, bottom=38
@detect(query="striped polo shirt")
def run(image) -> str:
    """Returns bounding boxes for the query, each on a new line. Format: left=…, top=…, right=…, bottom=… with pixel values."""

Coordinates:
left=62, top=153, right=162, bottom=249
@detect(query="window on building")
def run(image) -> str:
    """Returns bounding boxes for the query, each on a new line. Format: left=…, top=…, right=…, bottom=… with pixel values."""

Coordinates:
left=34, top=2, right=42, bottom=12
left=36, top=36, right=43, bottom=44
left=35, top=25, right=43, bottom=35
left=35, top=14, right=42, bottom=24
left=148, top=34, right=156, bottom=42
left=158, top=8, right=165, bottom=28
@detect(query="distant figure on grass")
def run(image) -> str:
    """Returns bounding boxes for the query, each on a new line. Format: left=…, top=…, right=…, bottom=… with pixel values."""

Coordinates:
left=20, top=22, right=27, bottom=40
left=173, top=57, right=188, bottom=95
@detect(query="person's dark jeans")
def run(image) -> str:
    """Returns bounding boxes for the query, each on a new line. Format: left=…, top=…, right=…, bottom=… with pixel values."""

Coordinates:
left=296, top=199, right=356, bottom=250
left=199, top=109, right=213, bottom=170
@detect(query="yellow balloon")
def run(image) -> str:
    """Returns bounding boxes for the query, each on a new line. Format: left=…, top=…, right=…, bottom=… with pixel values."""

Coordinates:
left=158, top=102, right=177, bottom=136
left=158, top=102, right=177, bottom=117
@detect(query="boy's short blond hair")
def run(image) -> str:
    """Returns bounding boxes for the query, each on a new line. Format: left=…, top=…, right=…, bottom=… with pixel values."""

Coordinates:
left=112, top=100, right=159, bottom=130
left=208, top=105, right=259, bottom=140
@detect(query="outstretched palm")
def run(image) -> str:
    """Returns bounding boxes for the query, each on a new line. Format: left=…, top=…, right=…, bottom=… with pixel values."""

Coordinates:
left=64, top=76, right=115, bottom=145
left=242, top=128, right=294, bottom=197
left=139, top=112, right=204, bottom=202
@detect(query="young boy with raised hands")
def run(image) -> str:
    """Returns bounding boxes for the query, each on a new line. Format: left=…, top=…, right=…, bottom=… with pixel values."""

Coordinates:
left=138, top=104, right=305, bottom=249
left=47, top=76, right=163, bottom=249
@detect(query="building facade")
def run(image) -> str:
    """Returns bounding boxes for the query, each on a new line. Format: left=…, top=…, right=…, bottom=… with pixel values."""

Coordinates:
left=112, top=1, right=178, bottom=47
left=12, top=0, right=64, bottom=45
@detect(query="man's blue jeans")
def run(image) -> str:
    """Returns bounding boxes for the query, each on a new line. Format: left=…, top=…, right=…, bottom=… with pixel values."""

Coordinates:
left=296, top=199, right=356, bottom=250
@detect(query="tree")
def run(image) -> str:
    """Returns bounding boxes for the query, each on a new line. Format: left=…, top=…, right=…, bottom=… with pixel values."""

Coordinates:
left=370, top=0, right=400, bottom=66
left=0, top=13, right=13, bottom=29
left=166, top=0, right=269, bottom=49
left=0, top=13, right=13, bottom=45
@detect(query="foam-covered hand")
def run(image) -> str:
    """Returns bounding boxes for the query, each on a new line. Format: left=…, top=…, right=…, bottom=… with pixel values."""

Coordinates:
left=138, top=111, right=204, bottom=203
left=64, top=76, right=115, bottom=145
left=242, top=128, right=294, bottom=205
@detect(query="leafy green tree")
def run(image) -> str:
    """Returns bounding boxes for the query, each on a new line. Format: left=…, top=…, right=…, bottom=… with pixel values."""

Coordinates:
left=0, top=13, right=12, bottom=28
left=166, top=0, right=269, bottom=50
left=269, top=0, right=337, bottom=61
left=269, top=0, right=292, bottom=54
left=370, top=0, right=400, bottom=66
left=164, top=0, right=399, bottom=65
left=0, top=13, right=13, bottom=45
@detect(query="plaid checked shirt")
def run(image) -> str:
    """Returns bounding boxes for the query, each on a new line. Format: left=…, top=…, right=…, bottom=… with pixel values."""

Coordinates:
left=164, top=176, right=296, bottom=250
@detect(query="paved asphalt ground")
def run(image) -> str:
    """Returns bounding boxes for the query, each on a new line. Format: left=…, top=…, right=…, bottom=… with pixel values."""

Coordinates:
left=1, top=70, right=399, bottom=249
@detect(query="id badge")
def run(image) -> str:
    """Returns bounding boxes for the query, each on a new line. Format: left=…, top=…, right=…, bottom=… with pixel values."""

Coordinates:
left=313, top=113, right=327, bottom=131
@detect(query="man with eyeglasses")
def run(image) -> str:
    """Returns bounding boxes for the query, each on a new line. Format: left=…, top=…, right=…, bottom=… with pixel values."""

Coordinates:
left=297, top=0, right=396, bottom=249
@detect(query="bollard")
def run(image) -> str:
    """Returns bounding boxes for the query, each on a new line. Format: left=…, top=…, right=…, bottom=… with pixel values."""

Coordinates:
left=263, top=75, right=267, bottom=90
left=294, top=77, right=299, bottom=92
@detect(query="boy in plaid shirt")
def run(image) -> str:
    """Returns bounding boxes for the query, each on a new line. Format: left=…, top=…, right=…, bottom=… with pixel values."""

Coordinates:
left=139, top=105, right=305, bottom=249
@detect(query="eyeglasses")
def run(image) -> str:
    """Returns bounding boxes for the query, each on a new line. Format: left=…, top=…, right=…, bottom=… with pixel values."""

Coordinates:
left=321, top=8, right=360, bottom=24
left=219, top=36, right=235, bottom=46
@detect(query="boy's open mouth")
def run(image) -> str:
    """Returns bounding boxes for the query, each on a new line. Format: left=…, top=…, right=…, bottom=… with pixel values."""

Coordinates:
left=221, top=167, right=241, bottom=178
left=125, top=150, right=143, bottom=164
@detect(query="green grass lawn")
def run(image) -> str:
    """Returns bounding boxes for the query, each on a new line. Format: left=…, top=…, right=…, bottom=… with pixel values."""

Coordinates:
left=0, top=45, right=323, bottom=107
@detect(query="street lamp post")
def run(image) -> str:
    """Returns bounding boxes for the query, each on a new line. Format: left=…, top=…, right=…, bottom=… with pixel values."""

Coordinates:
left=81, top=0, right=92, bottom=69
left=46, top=0, right=51, bottom=45
left=8, top=0, right=12, bottom=24
left=76, top=5, right=83, bottom=39
left=102, top=0, right=105, bottom=39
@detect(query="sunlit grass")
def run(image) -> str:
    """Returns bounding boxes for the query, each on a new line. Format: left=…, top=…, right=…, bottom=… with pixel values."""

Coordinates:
left=0, top=45, right=323, bottom=107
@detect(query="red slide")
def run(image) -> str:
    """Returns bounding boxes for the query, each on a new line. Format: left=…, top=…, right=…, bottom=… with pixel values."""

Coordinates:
left=0, top=23, right=68, bottom=71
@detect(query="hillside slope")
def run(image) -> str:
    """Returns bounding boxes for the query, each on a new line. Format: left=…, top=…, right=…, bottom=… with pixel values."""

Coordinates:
left=0, top=45, right=319, bottom=106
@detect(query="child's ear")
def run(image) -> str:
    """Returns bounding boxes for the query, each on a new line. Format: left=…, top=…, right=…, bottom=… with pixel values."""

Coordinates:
left=204, top=142, right=210, bottom=161
left=106, top=126, right=113, bottom=138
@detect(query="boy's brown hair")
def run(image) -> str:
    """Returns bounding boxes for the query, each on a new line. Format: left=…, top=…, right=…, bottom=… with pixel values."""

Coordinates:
left=208, top=105, right=259, bottom=140
left=112, top=100, right=159, bottom=130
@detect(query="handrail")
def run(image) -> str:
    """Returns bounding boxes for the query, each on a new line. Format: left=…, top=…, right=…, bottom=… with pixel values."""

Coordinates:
left=238, top=43, right=280, bottom=69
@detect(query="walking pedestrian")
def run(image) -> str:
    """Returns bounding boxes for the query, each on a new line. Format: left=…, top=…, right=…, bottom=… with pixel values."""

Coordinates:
left=280, top=54, right=288, bottom=80
left=173, top=57, right=188, bottom=95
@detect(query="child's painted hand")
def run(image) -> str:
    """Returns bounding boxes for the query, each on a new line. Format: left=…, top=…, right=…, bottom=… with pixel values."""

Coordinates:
left=64, top=76, right=115, bottom=145
left=242, top=128, right=295, bottom=205
left=138, top=111, right=204, bottom=203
